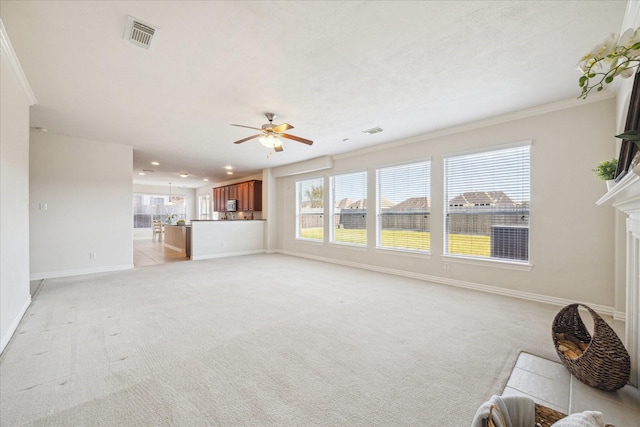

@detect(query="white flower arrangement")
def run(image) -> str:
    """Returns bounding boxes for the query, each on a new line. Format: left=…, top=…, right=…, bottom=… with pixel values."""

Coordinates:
left=578, top=27, right=640, bottom=99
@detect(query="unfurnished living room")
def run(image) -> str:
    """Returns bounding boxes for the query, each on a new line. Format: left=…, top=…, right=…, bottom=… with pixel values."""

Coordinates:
left=1, top=1, right=640, bottom=426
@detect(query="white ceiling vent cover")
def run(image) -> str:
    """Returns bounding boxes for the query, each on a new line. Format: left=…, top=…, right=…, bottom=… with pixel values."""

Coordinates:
left=124, top=16, right=158, bottom=49
left=362, top=126, right=383, bottom=135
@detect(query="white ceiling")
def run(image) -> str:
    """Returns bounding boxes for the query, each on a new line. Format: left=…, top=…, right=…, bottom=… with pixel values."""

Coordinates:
left=0, top=1, right=629, bottom=188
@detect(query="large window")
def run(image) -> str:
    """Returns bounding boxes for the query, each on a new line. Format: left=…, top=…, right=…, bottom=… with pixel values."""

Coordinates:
left=330, top=171, right=367, bottom=246
left=296, top=177, right=324, bottom=241
left=444, top=144, right=530, bottom=262
left=133, top=193, right=186, bottom=228
left=377, top=160, right=431, bottom=252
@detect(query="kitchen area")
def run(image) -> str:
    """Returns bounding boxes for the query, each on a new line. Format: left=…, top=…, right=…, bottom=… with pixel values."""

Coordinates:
left=162, top=179, right=265, bottom=261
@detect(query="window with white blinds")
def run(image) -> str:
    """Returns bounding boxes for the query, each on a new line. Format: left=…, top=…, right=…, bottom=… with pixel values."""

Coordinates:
left=296, top=177, right=324, bottom=241
left=330, top=171, right=367, bottom=246
left=376, top=160, right=431, bottom=252
left=133, top=193, right=186, bottom=228
left=444, top=143, right=530, bottom=262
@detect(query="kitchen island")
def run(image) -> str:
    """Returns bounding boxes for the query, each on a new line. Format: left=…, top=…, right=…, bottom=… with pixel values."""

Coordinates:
left=189, top=220, right=265, bottom=260
left=164, top=224, right=191, bottom=257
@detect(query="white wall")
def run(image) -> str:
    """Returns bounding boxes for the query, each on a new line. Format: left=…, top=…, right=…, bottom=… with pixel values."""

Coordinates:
left=30, top=132, right=133, bottom=279
left=275, top=97, right=619, bottom=312
left=0, top=22, right=34, bottom=353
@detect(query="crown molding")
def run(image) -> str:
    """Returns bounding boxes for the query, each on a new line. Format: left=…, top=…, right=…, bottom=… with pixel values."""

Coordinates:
left=0, top=19, right=37, bottom=105
left=334, top=92, right=614, bottom=161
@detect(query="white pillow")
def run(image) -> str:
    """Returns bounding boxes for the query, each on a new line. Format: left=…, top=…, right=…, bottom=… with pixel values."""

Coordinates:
left=551, top=411, right=605, bottom=427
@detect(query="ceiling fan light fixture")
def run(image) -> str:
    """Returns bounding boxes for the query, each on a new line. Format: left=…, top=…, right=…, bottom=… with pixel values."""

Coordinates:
left=259, top=134, right=282, bottom=149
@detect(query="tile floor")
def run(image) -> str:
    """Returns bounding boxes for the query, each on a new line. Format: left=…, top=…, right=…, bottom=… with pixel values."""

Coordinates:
left=133, top=237, right=189, bottom=267
left=503, top=352, right=640, bottom=426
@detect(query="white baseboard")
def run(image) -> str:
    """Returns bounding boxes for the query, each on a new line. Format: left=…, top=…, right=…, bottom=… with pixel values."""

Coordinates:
left=190, top=249, right=265, bottom=261
left=30, top=264, right=134, bottom=281
left=613, top=310, right=627, bottom=322
left=277, top=250, right=621, bottom=319
left=1, top=296, right=31, bottom=354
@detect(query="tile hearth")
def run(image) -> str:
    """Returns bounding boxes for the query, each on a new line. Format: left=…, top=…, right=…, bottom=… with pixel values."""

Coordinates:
left=503, top=352, right=639, bottom=426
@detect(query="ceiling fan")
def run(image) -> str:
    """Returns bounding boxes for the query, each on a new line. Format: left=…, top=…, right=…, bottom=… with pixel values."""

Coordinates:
left=231, top=113, right=313, bottom=152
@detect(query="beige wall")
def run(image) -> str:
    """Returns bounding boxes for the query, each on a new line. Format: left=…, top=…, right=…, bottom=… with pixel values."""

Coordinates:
left=0, top=27, right=33, bottom=353
left=274, top=98, right=619, bottom=312
left=29, top=132, right=133, bottom=279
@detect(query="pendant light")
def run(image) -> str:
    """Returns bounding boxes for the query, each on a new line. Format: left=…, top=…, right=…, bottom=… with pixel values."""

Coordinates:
left=167, top=182, right=174, bottom=205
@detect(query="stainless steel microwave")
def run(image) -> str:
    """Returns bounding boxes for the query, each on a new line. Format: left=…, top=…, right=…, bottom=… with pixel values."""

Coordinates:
left=226, top=199, right=237, bottom=211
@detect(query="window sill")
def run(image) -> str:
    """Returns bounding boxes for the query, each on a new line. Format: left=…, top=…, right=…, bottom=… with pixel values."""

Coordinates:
left=375, top=247, right=431, bottom=259
left=442, top=255, right=532, bottom=271
left=295, top=238, right=323, bottom=245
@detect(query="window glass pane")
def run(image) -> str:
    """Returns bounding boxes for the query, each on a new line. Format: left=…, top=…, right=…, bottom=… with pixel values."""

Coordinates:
left=444, top=144, right=530, bottom=262
left=330, top=171, right=367, bottom=246
left=199, top=194, right=212, bottom=219
left=133, top=193, right=186, bottom=228
left=377, top=161, right=431, bottom=252
left=296, top=177, right=324, bottom=241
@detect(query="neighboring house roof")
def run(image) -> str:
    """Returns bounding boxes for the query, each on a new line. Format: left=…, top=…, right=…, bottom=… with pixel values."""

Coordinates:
left=343, top=198, right=394, bottom=209
left=346, top=199, right=366, bottom=209
left=334, top=198, right=352, bottom=209
left=448, top=191, right=515, bottom=207
left=387, top=197, right=429, bottom=212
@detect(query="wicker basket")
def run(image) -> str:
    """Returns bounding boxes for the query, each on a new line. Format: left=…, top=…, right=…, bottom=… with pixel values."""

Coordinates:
left=535, top=404, right=565, bottom=427
left=552, top=303, right=630, bottom=391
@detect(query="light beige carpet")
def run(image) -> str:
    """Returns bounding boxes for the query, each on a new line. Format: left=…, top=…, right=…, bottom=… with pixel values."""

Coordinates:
left=1, top=254, right=560, bottom=426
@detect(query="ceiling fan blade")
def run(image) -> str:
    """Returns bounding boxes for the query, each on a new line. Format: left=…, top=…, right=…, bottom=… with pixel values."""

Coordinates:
left=273, top=123, right=293, bottom=133
left=274, top=144, right=284, bottom=152
left=233, top=134, right=261, bottom=144
left=231, top=124, right=262, bottom=131
left=281, top=133, right=313, bottom=145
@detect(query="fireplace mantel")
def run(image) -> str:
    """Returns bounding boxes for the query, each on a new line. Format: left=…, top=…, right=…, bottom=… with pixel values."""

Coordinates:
left=597, top=164, right=640, bottom=387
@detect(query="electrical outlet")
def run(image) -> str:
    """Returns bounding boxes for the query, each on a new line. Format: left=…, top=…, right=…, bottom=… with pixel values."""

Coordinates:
left=89, top=252, right=97, bottom=260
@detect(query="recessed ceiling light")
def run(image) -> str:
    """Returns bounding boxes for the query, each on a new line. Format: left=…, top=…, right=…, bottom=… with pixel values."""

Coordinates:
left=203, top=178, right=209, bottom=181
left=151, top=161, right=159, bottom=166
left=138, top=172, right=145, bottom=175
left=227, top=171, right=233, bottom=175
left=179, top=173, right=188, bottom=178
left=225, top=166, right=233, bottom=170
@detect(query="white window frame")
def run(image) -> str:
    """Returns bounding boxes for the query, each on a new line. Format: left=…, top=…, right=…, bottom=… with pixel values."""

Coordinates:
left=443, top=141, right=531, bottom=265
left=330, top=170, right=367, bottom=247
left=376, top=159, right=431, bottom=254
left=296, top=177, right=324, bottom=242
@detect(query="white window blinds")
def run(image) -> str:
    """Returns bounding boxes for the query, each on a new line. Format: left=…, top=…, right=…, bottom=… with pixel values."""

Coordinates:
left=376, top=160, right=431, bottom=252
left=331, top=171, right=367, bottom=246
left=296, top=177, right=324, bottom=241
left=444, top=144, right=530, bottom=262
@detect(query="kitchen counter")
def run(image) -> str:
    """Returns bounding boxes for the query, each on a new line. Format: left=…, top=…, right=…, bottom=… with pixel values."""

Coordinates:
left=164, top=225, right=191, bottom=257
left=189, top=220, right=265, bottom=260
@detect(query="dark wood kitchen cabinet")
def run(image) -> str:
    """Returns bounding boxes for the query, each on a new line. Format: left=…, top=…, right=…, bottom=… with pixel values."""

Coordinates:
left=213, top=187, right=225, bottom=212
left=213, top=180, right=262, bottom=212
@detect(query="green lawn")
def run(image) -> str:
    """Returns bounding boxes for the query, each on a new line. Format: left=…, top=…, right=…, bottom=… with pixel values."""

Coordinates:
left=299, top=227, right=491, bottom=256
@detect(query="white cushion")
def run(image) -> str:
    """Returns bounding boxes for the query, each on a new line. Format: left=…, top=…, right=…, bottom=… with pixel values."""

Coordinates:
left=551, top=411, right=605, bottom=427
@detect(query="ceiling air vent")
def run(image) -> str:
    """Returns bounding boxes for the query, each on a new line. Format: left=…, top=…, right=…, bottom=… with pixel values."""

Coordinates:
left=362, top=126, right=383, bottom=135
left=124, top=16, right=158, bottom=49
